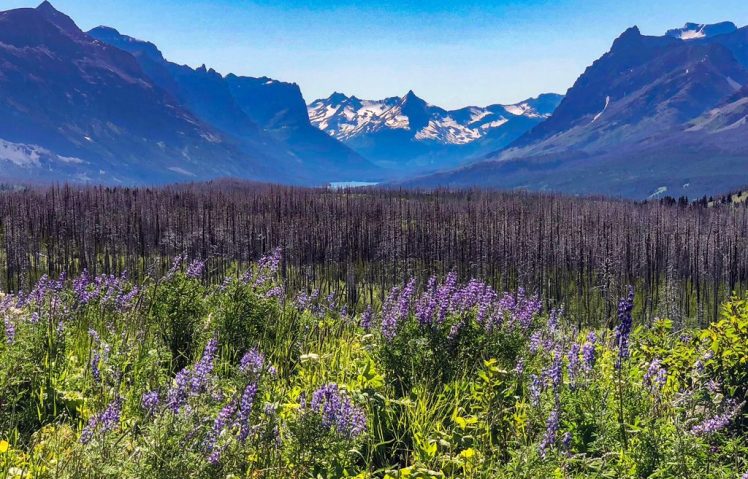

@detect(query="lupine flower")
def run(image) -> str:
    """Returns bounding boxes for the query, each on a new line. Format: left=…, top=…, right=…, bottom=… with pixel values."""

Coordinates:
left=643, top=358, right=667, bottom=391
left=548, top=306, right=563, bottom=334
left=539, top=406, right=560, bottom=457
left=91, top=352, right=101, bottom=383
left=545, top=349, right=563, bottom=391
left=529, top=374, right=542, bottom=407
left=239, top=348, right=265, bottom=375
left=3, top=315, right=15, bottom=344
left=258, top=248, right=282, bottom=274
left=567, top=343, right=581, bottom=387
left=690, top=401, right=744, bottom=436
left=186, top=259, right=205, bottom=279
left=29, top=312, right=40, bottom=324
left=515, top=358, right=525, bottom=376
left=415, top=277, right=437, bottom=326
left=581, top=332, right=597, bottom=372
left=191, top=339, right=218, bottom=394
left=561, top=431, right=572, bottom=451
left=381, top=286, right=402, bottom=340
left=237, top=383, right=258, bottom=442
left=166, top=368, right=191, bottom=413
left=81, top=397, right=122, bottom=444
left=265, top=285, right=284, bottom=299
left=88, top=328, right=100, bottom=343
left=141, top=391, right=160, bottom=414
left=529, top=331, right=542, bottom=354
left=207, top=399, right=238, bottom=451
left=435, top=272, right=458, bottom=324
left=309, top=383, right=366, bottom=439
left=614, top=286, right=634, bottom=369
left=448, top=319, right=467, bottom=341
left=359, top=305, right=373, bottom=330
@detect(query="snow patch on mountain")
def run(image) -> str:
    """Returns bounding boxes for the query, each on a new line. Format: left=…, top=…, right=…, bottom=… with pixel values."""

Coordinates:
left=308, top=92, right=562, bottom=146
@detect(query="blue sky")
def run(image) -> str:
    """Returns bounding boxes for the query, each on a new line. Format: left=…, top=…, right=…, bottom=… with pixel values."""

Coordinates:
left=8, top=0, right=748, bottom=108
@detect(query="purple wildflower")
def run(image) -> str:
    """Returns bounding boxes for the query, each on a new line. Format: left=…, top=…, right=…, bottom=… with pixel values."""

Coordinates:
left=539, top=406, right=560, bottom=457
left=91, top=352, right=101, bottom=384
left=81, top=397, right=122, bottom=444
left=166, top=368, right=191, bottom=413
left=237, top=383, right=258, bottom=443
left=690, top=402, right=744, bottom=436
left=581, top=332, right=597, bottom=372
left=567, top=343, right=581, bottom=388
left=643, top=358, right=667, bottom=391
left=186, top=259, right=205, bottom=279
left=207, top=399, right=238, bottom=451
left=529, top=331, right=542, bottom=354
left=191, top=339, right=218, bottom=394
left=141, top=391, right=160, bottom=414
left=529, top=374, right=542, bottom=407
left=3, top=315, right=15, bottom=344
left=359, top=305, right=373, bottom=330
left=239, top=348, right=265, bottom=376
left=614, top=286, right=634, bottom=369
left=545, top=349, right=563, bottom=391
left=309, top=384, right=366, bottom=439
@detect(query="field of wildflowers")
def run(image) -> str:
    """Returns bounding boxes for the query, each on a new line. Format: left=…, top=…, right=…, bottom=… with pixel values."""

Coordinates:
left=1, top=250, right=747, bottom=478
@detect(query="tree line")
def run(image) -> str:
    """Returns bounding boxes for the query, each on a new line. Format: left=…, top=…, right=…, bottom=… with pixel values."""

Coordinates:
left=1, top=181, right=746, bottom=327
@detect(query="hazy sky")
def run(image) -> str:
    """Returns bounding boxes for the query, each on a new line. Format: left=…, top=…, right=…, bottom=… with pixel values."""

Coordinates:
left=7, top=0, right=748, bottom=108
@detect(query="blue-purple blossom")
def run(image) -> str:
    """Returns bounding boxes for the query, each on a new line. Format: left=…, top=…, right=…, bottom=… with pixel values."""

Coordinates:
left=567, top=342, right=581, bottom=387
left=141, top=391, right=160, bottom=414
left=237, top=383, right=258, bottom=443
left=3, top=315, right=15, bottom=344
left=359, top=305, right=373, bottom=330
left=80, top=397, right=122, bottom=444
left=206, top=399, right=238, bottom=452
left=614, top=286, right=634, bottom=369
left=191, top=339, right=218, bottom=393
left=309, top=384, right=366, bottom=439
left=239, top=348, right=265, bottom=376
left=582, top=332, right=597, bottom=372
left=690, top=402, right=744, bottom=436
left=643, top=358, right=667, bottom=391
left=91, top=352, right=101, bottom=384
left=186, top=259, right=205, bottom=279
left=529, top=331, right=542, bottom=354
left=545, top=349, right=563, bottom=391
left=529, top=374, right=542, bottom=407
left=539, top=406, right=560, bottom=457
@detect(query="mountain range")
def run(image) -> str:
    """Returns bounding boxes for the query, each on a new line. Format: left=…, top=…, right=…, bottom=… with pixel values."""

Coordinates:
left=405, top=23, right=748, bottom=199
left=0, top=2, right=378, bottom=185
left=0, top=3, right=746, bottom=198
left=307, top=91, right=562, bottom=172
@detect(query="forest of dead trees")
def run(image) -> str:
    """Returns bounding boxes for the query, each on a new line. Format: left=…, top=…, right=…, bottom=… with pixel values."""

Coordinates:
left=1, top=181, right=747, bottom=327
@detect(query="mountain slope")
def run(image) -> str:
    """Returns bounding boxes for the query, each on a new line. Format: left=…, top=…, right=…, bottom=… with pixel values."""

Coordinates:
left=88, top=26, right=379, bottom=182
left=308, top=91, right=563, bottom=172
left=0, top=2, right=281, bottom=184
left=406, top=23, right=748, bottom=199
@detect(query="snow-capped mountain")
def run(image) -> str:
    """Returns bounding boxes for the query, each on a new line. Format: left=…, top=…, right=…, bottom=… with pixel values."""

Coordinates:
left=666, top=22, right=737, bottom=40
left=308, top=91, right=562, bottom=171
left=406, top=22, right=748, bottom=199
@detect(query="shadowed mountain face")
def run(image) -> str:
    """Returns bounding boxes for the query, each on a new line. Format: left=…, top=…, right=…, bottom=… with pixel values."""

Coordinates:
left=0, top=3, right=379, bottom=185
left=307, top=90, right=562, bottom=173
left=85, top=25, right=381, bottom=183
left=408, top=23, right=748, bottom=199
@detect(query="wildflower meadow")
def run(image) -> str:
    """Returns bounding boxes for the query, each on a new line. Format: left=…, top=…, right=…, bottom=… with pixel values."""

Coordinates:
left=0, top=250, right=747, bottom=478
